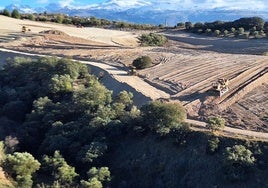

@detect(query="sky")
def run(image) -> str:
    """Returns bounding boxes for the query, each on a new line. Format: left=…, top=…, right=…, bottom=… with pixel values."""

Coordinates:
left=0, top=0, right=267, bottom=11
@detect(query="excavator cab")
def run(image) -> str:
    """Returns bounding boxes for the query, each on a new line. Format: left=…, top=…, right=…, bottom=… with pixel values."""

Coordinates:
left=212, top=78, right=229, bottom=97
left=22, top=26, right=27, bottom=33
left=21, top=26, right=31, bottom=33
left=128, top=65, right=137, bottom=76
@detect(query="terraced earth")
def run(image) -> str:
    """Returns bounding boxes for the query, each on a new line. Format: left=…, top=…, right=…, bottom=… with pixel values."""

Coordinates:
left=139, top=46, right=268, bottom=131
left=0, top=15, right=267, bottom=132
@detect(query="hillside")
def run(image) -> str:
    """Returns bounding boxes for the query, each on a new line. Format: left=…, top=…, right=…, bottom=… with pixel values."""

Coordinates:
left=1, top=15, right=267, bottom=132
left=0, top=15, right=267, bottom=187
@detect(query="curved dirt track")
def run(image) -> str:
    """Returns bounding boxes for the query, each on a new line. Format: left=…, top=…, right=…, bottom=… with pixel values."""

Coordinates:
left=0, top=48, right=170, bottom=105
left=186, top=119, right=268, bottom=141
left=1, top=48, right=268, bottom=141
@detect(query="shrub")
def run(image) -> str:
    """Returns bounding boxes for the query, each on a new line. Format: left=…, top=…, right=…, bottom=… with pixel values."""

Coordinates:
left=80, top=167, right=111, bottom=188
left=230, top=27, right=236, bottom=34
left=132, top=56, right=152, bottom=69
left=206, top=116, right=225, bottom=132
left=214, top=30, right=221, bottom=37
left=205, top=28, right=212, bottom=35
left=225, top=145, right=255, bottom=166
left=206, top=137, right=220, bottom=154
left=238, top=27, right=245, bottom=35
left=224, top=145, right=255, bottom=181
left=223, top=30, right=229, bottom=36
left=138, top=33, right=168, bottom=46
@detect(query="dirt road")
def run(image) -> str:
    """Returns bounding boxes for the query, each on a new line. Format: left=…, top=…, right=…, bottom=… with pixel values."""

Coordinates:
left=185, top=119, right=268, bottom=141
left=0, top=48, right=170, bottom=106
left=1, top=48, right=268, bottom=141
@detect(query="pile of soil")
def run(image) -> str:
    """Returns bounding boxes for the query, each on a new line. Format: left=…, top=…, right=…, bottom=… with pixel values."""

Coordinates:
left=39, top=30, right=69, bottom=36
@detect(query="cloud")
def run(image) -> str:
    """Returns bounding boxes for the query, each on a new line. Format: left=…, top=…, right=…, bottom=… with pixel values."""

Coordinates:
left=101, top=0, right=151, bottom=9
left=59, top=0, right=74, bottom=7
left=201, top=0, right=267, bottom=10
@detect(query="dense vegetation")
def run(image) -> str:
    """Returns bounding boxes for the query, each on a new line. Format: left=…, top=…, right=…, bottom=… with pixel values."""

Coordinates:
left=0, top=56, right=188, bottom=187
left=0, top=57, right=267, bottom=187
left=0, top=9, right=268, bottom=186
left=180, top=17, right=268, bottom=39
left=0, top=9, right=158, bottom=30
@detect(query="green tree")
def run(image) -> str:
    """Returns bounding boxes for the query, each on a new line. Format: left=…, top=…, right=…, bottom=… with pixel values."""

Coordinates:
left=177, top=22, right=185, bottom=28
left=42, top=150, right=78, bottom=185
left=223, top=30, right=229, bottom=36
left=132, top=56, right=152, bottom=70
left=27, top=14, right=35, bottom=21
left=11, top=9, right=20, bottom=19
left=114, top=91, right=133, bottom=107
left=81, top=177, right=102, bottom=188
left=0, top=141, right=5, bottom=164
left=2, top=9, right=10, bottom=17
left=77, top=142, right=108, bottom=163
left=238, top=27, right=245, bottom=35
left=4, top=152, right=40, bottom=188
left=206, top=116, right=225, bottom=132
left=72, top=80, right=112, bottom=113
left=81, top=167, right=111, bottom=188
left=225, top=145, right=255, bottom=166
left=141, top=101, right=186, bottom=135
left=231, top=27, right=236, bottom=34
left=48, top=74, right=73, bottom=94
left=224, top=145, right=255, bottom=181
left=54, top=58, right=88, bottom=79
left=214, top=30, right=221, bottom=36
left=56, top=14, right=64, bottom=24
left=206, top=137, right=220, bottom=154
left=205, top=28, right=212, bottom=35
left=185, top=22, right=193, bottom=30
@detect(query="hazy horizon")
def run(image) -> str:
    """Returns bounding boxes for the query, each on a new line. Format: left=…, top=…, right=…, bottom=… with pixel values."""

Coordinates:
left=1, top=0, right=268, bottom=11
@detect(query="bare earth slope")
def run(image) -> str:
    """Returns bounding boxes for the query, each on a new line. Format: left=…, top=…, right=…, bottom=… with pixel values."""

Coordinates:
left=0, top=15, right=267, bottom=133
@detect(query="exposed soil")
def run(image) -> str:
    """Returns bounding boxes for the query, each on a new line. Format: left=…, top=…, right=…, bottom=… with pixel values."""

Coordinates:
left=0, top=15, right=267, bottom=132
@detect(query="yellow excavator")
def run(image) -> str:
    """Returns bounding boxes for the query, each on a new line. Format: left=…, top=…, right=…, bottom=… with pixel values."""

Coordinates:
left=128, top=65, right=137, bottom=76
left=212, top=78, right=229, bottom=97
left=21, top=26, right=31, bottom=33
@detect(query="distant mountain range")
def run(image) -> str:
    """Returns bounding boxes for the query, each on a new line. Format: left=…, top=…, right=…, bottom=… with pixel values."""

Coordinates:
left=3, top=3, right=268, bottom=26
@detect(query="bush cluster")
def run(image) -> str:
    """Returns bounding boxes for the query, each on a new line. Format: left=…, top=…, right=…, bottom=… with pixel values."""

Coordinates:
left=138, top=33, right=168, bottom=46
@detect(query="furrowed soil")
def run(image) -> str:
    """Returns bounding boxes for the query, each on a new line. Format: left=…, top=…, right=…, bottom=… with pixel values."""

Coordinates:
left=0, top=15, right=267, bottom=132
